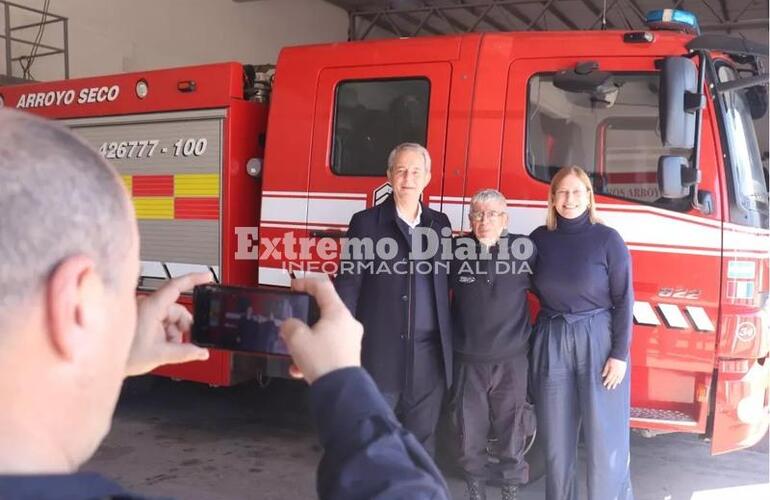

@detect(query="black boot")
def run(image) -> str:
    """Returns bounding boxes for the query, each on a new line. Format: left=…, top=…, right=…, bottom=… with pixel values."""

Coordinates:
left=465, top=477, right=486, bottom=500
left=501, top=482, right=519, bottom=500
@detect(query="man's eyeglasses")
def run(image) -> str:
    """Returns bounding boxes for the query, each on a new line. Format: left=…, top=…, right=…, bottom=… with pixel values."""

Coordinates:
left=469, top=210, right=506, bottom=221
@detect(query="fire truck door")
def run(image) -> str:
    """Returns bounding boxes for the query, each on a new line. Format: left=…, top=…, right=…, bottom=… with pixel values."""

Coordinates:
left=502, top=57, right=723, bottom=431
left=305, top=63, right=451, bottom=239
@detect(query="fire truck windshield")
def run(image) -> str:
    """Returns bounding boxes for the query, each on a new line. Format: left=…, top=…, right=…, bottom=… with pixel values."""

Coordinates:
left=716, top=64, right=769, bottom=227
left=526, top=73, right=691, bottom=209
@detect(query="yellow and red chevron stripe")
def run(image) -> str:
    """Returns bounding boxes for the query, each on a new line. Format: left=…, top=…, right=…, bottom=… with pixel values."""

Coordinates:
left=121, top=174, right=219, bottom=220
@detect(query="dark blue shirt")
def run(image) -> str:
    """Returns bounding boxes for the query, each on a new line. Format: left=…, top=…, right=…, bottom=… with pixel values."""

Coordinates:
left=530, top=211, right=633, bottom=361
left=0, top=368, right=449, bottom=500
left=450, top=234, right=536, bottom=363
left=395, top=217, right=439, bottom=336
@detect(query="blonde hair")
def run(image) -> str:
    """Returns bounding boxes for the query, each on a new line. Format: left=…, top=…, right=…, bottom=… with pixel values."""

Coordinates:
left=545, top=166, right=601, bottom=231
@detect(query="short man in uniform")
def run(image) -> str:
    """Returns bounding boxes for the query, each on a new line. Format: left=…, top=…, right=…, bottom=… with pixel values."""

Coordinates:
left=450, top=189, right=536, bottom=500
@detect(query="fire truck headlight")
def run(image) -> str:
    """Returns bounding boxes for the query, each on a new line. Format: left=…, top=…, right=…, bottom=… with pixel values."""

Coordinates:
left=135, top=79, right=149, bottom=99
left=736, top=392, right=763, bottom=423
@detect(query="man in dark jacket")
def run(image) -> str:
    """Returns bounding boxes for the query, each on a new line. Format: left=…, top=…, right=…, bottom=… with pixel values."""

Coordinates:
left=450, top=189, right=537, bottom=500
left=0, top=110, right=449, bottom=500
left=335, top=142, right=453, bottom=457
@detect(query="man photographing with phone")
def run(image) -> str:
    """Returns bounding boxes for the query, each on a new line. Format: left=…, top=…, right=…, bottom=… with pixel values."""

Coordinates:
left=0, top=109, right=448, bottom=499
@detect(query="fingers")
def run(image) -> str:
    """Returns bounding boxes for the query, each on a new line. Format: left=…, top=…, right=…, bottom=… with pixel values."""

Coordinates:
left=160, top=342, right=210, bottom=366
left=288, top=363, right=305, bottom=380
left=280, top=318, right=314, bottom=381
left=603, top=367, right=623, bottom=390
left=601, top=361, right=612, bottom=389
left=165, top=303, right=193, bottom=339
left=165, top=323, right=184, bottom=344
left=291, top=277, right=345, bottom=314
left=280, top=317, right=311, bottom=346
left=145, top=272, right=213, bottom=320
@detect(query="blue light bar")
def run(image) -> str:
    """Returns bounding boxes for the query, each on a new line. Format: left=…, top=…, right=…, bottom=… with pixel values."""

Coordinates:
left=645, top=9, right=701, bottom=35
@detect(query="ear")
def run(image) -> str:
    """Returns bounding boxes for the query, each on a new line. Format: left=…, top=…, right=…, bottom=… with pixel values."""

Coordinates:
left=424, top=169, right=432, bottom=187
left=46, top=255, right=103, bottom=361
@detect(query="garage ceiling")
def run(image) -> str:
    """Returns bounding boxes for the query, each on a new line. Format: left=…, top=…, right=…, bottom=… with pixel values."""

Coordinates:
left=322, top=0, right=769, bottom=40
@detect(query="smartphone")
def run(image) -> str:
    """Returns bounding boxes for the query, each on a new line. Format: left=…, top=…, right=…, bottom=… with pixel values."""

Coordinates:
left=191, top=284, right=319, bottom=355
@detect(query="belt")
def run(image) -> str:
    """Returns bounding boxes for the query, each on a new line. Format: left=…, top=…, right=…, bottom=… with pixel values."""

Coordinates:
left=538, top=307, right=609, bottom=324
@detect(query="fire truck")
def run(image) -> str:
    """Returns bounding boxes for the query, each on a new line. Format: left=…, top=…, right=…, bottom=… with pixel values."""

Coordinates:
left=1, top=9, right=767, bottom=455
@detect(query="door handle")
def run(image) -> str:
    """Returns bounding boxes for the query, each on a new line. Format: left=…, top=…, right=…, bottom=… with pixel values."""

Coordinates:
left=309, top=229, right=345, bottom=239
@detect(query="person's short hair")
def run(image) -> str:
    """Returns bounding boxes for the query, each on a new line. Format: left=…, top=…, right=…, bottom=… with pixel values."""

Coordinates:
left=0, top=109, right=133, bottom=324
left=470, top=188, right=507, bottom=209
left=387, top=142, right=431, bottom=174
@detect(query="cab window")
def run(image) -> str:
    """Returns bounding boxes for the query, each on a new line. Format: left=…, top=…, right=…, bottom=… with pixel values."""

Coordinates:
left=526, top=73, right=691, bottom=209
left=331, top=78, right=429, bottom=176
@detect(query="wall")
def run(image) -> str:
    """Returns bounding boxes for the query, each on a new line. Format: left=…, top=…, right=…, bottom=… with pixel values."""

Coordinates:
left=2, top=0, right=348, bottom=81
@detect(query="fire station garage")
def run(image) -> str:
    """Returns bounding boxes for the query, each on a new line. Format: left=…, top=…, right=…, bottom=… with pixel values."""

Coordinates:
left=0, top=1, right=768, bottom=500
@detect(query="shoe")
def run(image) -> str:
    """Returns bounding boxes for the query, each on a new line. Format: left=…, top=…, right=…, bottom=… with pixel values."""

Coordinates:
left=501, top=482, right=519, bottom=500
left=465, top=477, right=486, bottom=500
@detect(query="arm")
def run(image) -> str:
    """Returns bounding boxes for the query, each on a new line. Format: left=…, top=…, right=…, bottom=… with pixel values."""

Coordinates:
left=310, top=368, right=450, bottom=500
left=527, top=229, right=543, bottom=294
left=334, top=213, right=365, bottom=316
left=605, top=229, right=633, bottom=362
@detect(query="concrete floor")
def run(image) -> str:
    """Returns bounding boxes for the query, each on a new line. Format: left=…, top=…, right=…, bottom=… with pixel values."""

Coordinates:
left=84, top=376, right=769, bottom=500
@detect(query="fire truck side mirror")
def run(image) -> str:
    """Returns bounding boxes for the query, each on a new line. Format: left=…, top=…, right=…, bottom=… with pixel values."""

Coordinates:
left=659, top=57, right=697, bottom=149
left=658, top=155, right=696, bottom=198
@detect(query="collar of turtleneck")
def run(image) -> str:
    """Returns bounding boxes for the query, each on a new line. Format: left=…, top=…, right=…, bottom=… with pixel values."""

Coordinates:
left=555, top=209, right=591, bottom=233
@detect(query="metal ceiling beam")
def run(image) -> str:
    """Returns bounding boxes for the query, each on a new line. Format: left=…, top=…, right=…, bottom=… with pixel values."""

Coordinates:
left=454, top=0, right=511, bottom=32
left=390, top=9, right=446, bottom=36
left=614, top=1, right=634, bottom=30
left=623, top=0, right=647, bottom=24
left=698, top=0, right=726, bottom=24
left=525, top=0, right=556, bottom=30
left=545, top=1, right=580, bottom=30
left=580, top=0, right=618, bottom=29
left=718, top=0, right=730, bottom=23
left=497, top=1, right=545, bottom=31
left=701, top=19, right=770, bottom=31
left=343, top=0, right=767, bottom=40
left=426, top=1, right=477, bottom=33
left=733, top=0, right=757, bottom=22
left=352, top=12, right=396, bottom=40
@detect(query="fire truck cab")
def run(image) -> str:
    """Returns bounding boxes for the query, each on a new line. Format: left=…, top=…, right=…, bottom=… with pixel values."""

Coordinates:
left=1, top=9, right=767, bottom=455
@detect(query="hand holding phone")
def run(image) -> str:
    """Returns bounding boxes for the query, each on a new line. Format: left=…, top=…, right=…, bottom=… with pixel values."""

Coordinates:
left=280, top=277, right=363, bottom=384
left=127, top=272, right=212, bottom=377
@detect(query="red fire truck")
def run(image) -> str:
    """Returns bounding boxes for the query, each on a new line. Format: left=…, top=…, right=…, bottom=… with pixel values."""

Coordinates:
left=1, top=10, right=767, bottom=455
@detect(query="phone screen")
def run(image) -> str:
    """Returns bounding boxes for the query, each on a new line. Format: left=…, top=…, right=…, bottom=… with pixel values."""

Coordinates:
left=191, top=285, right=318, bottom=355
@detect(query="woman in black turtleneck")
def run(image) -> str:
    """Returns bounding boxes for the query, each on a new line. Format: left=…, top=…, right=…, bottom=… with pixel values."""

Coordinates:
left=529, top=166, right=634, bottom=500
